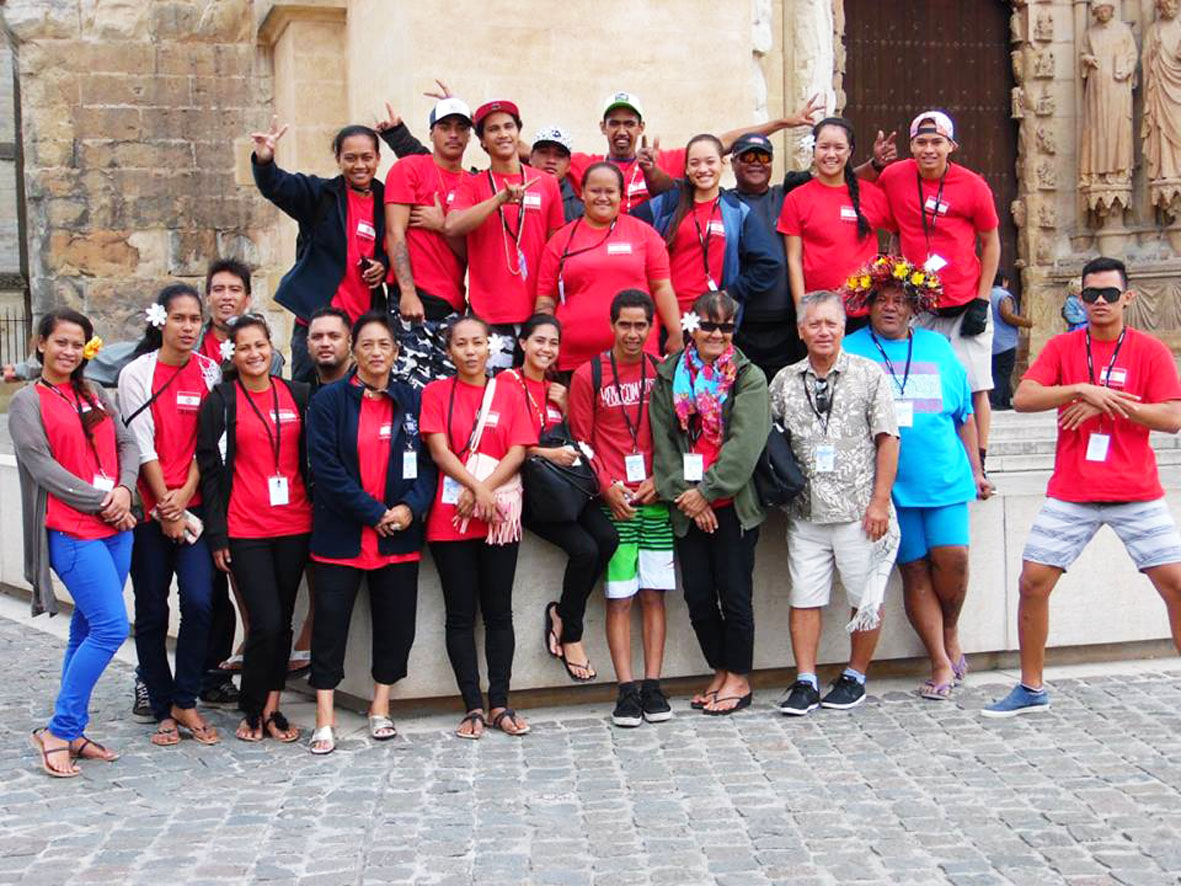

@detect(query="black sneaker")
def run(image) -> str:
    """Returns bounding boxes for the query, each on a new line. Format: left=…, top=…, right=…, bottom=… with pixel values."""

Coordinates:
left=132, top=677, right=154, bottom=723
left=200, top=677, right=240, bottom=706
left=612, top=682, right=643, bottom=728
left=820, top=674, right=866, bottom=710
left=777, top=680, right=820, bottom=716
left=640, top=678, right=673, bottom=723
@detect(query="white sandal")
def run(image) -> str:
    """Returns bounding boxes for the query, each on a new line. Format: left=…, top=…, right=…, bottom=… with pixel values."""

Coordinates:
left=368, top=715, right=397, bottom=741
left=309, top=725, right=336, bottom=755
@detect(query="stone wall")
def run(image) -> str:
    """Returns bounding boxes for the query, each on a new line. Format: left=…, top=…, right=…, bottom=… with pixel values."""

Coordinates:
left=0, top=0, right=281, bottom=344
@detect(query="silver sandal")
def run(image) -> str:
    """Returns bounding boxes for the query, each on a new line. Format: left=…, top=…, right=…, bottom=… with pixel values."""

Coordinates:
left=368, top=715, right=397, bottom=741
left=309, top=725, right=336, bottom=755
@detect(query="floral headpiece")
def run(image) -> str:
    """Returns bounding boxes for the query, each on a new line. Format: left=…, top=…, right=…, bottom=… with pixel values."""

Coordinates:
left=219, top=339, right=236, bottom=362
left=681, top=311, right=701, bottom=334
left=82, top=336, right=103, bottom=361
left=843, top=254, right=942, bottom=315
left=145, top=302, right=167, bottom=328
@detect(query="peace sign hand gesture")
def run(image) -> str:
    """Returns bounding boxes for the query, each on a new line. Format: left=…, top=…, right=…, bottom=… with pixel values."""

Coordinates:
left=637, top=135, right=662, bottom=172
left=250, top=115, right=289, bottom=164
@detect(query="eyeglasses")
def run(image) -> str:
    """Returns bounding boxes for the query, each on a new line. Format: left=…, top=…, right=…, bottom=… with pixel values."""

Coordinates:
left=737, top=150, right=773, bottom=165
left=812, top=377, right=831, bottom=413
left=1080, top=287, right=1122, bottom=304
left=698, top=321, right=736, bottom=334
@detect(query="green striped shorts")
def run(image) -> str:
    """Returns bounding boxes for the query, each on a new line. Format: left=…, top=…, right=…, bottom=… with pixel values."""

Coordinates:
left=600, top=502, right=676, bottom=599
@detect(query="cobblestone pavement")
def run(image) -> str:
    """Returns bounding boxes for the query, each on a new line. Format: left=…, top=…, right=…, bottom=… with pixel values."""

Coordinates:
left=2, top=613, right=1181, bottom=886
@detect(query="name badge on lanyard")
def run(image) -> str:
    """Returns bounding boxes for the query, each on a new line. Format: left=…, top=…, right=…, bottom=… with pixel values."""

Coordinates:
left=815, top=443, right=836, bottom=474
left=442, top=475, right=463, bottom=505
left=93, top=474, right=115, bottom=492
left=895, top=400, right=914, bottom=428
left=924, top=254, right=948, bottom=273
left=1085, top=433, right=1110, bottom=462
left=625, top=452, right=646, bottom=483
left=403, top=449, right=418, bottom=480
left=683, top=452, right=704, bottom=482
left=268, top=475, right=290, bottom=506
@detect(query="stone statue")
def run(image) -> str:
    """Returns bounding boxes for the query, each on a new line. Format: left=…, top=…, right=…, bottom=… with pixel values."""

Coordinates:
left=1079, top=0, right=1138, bottom=213
left=1142, top=0, right=1181, bottom=214
left=1012, top=86, right=1026, bottom=118
left=1034, top=10, right=1054, bottom=42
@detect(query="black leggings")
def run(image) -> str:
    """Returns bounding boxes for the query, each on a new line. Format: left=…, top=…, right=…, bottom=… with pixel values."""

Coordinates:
left=674, top=506, right=759, bottom=675
left=309, top=561, right=419, bottom=690
left=228, top=534, right=310, bottom=718
left=524, top=503, right=618, bottom=643
left=430, top=540, right=519, bottom=712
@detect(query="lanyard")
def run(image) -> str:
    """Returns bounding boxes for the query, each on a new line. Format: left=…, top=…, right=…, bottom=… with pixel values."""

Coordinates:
left=489, top=170, right=528, bottom=276
left=557, top=217, right=618, bottom=303
left=609, top=351, right=648, bottom=452
left=447, top=377, right=485, bottom=460
left=870, top=330, right=914, bottom=398
left=802, top=371, right=839, bottom=436
left=512, top=370, right=548, bottom=432
left=691, top=197, right=722, bottom=288
left=1085, top=328, right=1127, bottom=388
left=237, top=379, right=282, bottom=473
left=41, top=380, right=110, bottom=478
left=917, top=166, right=949, bottom=255
left=619, top=159, right=644, bottom=212
left=123, top=358, right=186, bottom=427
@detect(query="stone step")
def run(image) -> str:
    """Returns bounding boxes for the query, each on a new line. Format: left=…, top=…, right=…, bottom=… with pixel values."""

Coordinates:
left=988, top=443, right=1181, bottom=474
left=985, top=408, right=1181, bottom=472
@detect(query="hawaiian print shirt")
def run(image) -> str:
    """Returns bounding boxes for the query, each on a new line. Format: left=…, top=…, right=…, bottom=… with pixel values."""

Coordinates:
left=769, top=349, right=898, bottom=523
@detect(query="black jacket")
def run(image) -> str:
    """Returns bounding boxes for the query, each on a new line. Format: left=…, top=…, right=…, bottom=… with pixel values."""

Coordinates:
left=305, top=372, right=436, bottom=560
left=196, top=378, right=312, bottom=550
left=252, top=155, right=389, bottom=321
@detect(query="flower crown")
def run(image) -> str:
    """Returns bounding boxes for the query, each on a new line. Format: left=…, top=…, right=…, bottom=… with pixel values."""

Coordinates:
left=843, top=254, right=943, bottom=314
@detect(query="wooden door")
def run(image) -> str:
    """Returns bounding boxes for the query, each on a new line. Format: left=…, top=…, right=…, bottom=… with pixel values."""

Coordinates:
left=842, top=0, right=1018, bottom=294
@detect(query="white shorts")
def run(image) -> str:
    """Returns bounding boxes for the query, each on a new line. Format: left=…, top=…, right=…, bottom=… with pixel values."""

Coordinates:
left=787, top=518, right=878, bottom=609
left=916, top=305, right=994, bottom=393
left=1022, top=497, right=1181, bottom=572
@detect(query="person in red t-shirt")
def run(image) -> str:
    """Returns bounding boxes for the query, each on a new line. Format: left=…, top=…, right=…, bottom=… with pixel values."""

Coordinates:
left=878, top=110, right=1002, bottom=468
left=196, top=316, right=312, bottom=744
left=780, top=118, right=890, bottom=327
left=421, top=316, right=537, bottom=739
left=567, top=290, right=676, bottom=727
left=535, top=163, right=680, bottom=372
left=445, top=101, right=565, bottom=371
left=118, top=285, right=223, bottom=748
left=10, top=309, right=139, bottom=776
left=984, top=257, right=1181, bottom=718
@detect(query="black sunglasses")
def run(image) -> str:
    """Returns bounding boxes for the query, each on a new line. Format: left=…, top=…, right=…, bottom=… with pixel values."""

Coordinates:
left=1080, top=287, right=1122, bottom=304
left=813, top=377, right=831, bottom=413
left=698, top=321, right=736, bottom=334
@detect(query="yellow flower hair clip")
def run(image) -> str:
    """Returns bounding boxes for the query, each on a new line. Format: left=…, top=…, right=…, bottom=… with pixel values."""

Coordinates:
left=82, top=336, right=103, bottom=361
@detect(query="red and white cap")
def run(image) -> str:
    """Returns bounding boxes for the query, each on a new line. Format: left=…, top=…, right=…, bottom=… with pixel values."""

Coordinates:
left=473, top=100, right=521, bottom=128
left=909, top=110, right=955, bottom=141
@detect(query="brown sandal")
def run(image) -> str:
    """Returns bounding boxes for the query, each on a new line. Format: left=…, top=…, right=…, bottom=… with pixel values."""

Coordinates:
left=30, top=729, right=80, bottom=778
left=491, top=708, right=530, bottom=736
left=265, top=711, right=300, bottom=743
left=150, top=720, right=181, bottom=747
left=70, top=735, right=119, bottom=762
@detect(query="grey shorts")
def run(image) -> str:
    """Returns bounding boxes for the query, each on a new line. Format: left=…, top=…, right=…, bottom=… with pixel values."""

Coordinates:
left=1022, top=497, right=1181, bottom=572
left=916, top=305, right=994, bottom=393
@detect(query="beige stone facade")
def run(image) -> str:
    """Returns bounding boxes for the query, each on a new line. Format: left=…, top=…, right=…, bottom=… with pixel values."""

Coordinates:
left=1, top=0, right=1179, bottom=363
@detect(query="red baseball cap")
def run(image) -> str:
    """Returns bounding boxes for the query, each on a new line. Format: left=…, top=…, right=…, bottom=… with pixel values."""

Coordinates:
left=473, top=100, right=521, bottom=129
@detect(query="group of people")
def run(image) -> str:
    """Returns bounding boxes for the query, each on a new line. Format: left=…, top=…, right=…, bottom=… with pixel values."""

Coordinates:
left=14, top=86, right=1181, bottom=778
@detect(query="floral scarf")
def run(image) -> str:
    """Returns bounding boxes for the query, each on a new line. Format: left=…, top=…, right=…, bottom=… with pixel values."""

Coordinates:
left=672, top=344, right=737, bottom=446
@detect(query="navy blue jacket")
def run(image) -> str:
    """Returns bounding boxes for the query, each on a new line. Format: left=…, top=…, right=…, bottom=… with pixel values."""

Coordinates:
left=633, top=183, right=784, bottom=321
left=306, top=372, right=436, bottom=559
left=252, top=155, right=389, bottom=321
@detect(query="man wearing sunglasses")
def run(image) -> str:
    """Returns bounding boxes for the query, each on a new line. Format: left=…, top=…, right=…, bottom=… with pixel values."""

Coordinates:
left=984, top=256, right=1181, bottom=718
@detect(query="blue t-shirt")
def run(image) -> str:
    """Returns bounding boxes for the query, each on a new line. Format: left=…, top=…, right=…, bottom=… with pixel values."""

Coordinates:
left=845, top=327, right=976, bottom=508
left=990, top=286, right=1018, bottom=354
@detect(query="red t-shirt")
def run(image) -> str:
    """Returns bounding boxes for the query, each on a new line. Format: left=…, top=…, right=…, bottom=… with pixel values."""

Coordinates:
left=384, top=154, right=468, bottom=311
left=140, top=358, right=208, bottom=518
left=777, top=177, right=890, bottom=295
left=535, top=214, right=671, bottom=371
left=567, top=352, right=657, bottom=493
left=333, top=188, right=378, bottom=322
left=568, top=149, right=688, bottom=213
left=1023, top=327, right=1181, bottom=502
left=37, top=383, right=120, bottom=540
left=669, top=198, right=728, bottom=312
left=198, top=328, right=226, bottom=364
left=503, top=371, right=563, bottom=436
left=313, top=390, right=421, bottom=569
left=693, top=428, right=732, bottom=509
left=227, top=383, right=313, bottom=539
left=877, top=159, right=999, bottom=308
left=452, top=169, right=565, bottom=324
left=420, top=376, right=538, bottom=542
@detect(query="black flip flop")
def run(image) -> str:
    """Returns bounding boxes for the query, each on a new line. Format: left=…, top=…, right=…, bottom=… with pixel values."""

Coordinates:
left=543, top=602, right=561, bottom=659
left=703, top=692, right=753, bottom=716
left=561, top=655, right=597, bottom=684
left=690, top=690, right=719, bottom=711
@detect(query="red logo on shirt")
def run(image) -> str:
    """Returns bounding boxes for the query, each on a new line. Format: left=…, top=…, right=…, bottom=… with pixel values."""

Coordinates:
left=176, top=391, right=202, bottom=411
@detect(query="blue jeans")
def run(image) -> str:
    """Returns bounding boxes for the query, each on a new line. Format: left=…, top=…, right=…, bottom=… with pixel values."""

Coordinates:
left=47, top=531, right=133, bottom=741
left=131, top=512, right=215, bottom=721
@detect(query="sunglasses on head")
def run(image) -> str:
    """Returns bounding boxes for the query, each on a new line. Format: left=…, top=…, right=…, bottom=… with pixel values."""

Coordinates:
left=1080, top=287, right=1123, bottom=304
left=738, top=150, right=773, bottom=165
left=698, top=320, right=736, bottom=334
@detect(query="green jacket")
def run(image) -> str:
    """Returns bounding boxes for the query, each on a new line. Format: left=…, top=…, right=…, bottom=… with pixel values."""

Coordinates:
left=650, top=347, right=771, bottom=536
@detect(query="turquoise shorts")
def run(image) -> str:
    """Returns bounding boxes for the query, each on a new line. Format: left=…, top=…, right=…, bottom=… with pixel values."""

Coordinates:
left=896, top=503, right=970, bottom=565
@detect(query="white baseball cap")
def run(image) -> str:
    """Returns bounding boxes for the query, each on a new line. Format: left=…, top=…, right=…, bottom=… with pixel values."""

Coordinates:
left=602, top=91, right=644, bottom=121
left=429, top=98, right=472, bottom=128
left=531, top=126, right=573, bottom=154
left=909, top=110, right=955, bottom=141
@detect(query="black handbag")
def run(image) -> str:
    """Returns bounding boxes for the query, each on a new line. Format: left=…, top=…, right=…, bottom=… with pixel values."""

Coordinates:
left=753, top=422, right=806, bottom=508
left=521, top=421, right=600, bottom=523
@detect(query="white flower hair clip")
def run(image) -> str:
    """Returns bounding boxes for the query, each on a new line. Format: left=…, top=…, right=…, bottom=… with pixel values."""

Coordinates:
left=145, top=303, right=167, bottom=328
left=219, top=339, right=235, bottom=362
left=799, top=134, right=816, bottom=153
left=487, top=333, right=505, bottom=355
left=681, top=311, right=701, bottom=334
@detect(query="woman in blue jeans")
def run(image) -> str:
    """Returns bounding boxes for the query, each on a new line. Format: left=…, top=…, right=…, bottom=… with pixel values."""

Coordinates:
left=117, top=285, right=223, bottom=746
left=10, top=309, right=140, bottom=776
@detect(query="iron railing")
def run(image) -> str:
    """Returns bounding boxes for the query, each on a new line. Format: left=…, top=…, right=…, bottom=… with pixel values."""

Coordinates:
left=0, top=308, right=32, bottom=368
